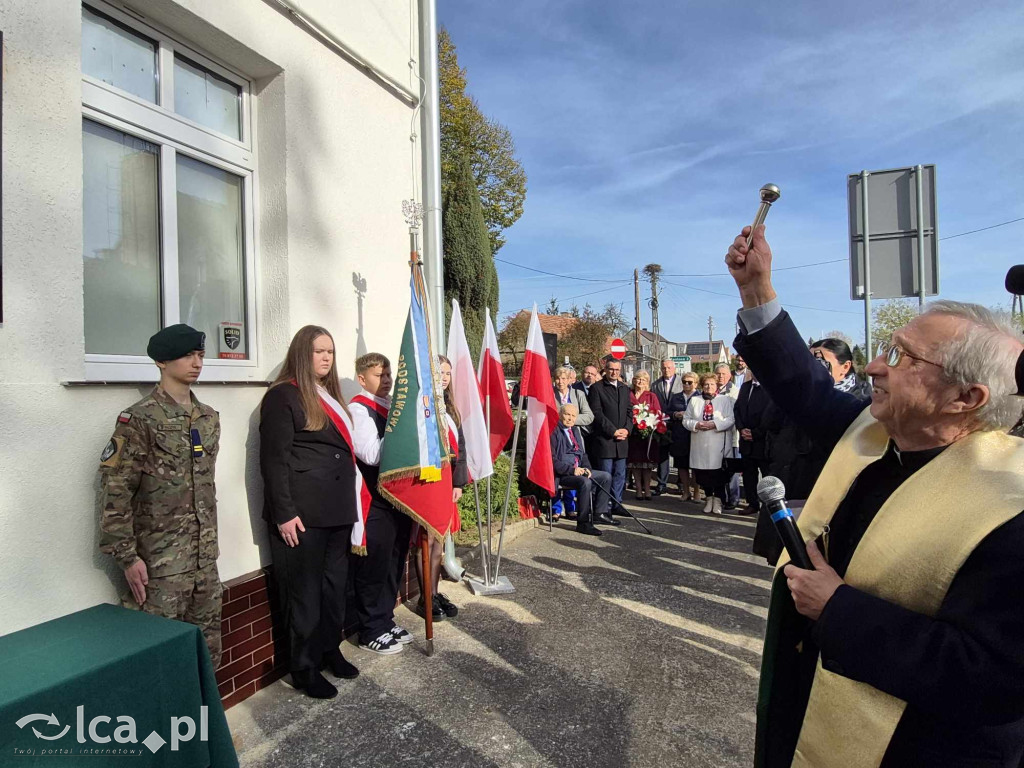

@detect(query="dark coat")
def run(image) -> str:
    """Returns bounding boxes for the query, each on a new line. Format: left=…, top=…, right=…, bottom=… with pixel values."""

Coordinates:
left=666, top=390, right=697, bottom=464
left=259, top=383, right=357, bottom=527
left=551, top=425, right=593, bottom=478
left=734, top=380, right=771, bottom=461
left=735, top=309, right=1024, bottom=768
left=586, top=379, right=634, bottom=460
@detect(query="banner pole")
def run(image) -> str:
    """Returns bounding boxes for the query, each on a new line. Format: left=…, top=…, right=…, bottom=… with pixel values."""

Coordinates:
left=421, top=530, right=434, bottom=656
left=485, top=395, right=493, bottom=582
left=472, top=481, right=490, bottom=584
left=492, top=395, right=524, bottom=581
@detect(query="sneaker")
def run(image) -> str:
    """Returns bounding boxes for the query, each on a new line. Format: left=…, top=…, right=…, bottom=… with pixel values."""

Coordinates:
left=712, top=498, right=723, bottom=515
left=390, top=625, right=414, bottom=644
left=435, top=593, right=459, bottom=618
left=360, top=632, right=404, bottom=655
left=703, top=498, right=714, bottom=514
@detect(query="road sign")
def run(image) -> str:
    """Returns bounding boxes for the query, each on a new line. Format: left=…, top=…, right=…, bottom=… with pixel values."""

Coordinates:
left=671, top=356, right=691, bottom=363
left=848, top=165, right=939, bottom=301
left=610, top=338, right=627, bottom=359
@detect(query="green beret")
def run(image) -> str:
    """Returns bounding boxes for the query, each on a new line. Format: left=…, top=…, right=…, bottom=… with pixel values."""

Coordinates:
left=147, top=324, right=206, bottom=362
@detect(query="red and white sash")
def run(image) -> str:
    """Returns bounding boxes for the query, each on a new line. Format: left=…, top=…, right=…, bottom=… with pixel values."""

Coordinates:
left=315, top=385, right=373, bottom=555
left=351, top=393, right=389, bottom=420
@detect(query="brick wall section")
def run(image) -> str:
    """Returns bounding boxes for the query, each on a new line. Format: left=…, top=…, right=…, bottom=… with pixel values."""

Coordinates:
left=216, top=552, right=422, bottom=709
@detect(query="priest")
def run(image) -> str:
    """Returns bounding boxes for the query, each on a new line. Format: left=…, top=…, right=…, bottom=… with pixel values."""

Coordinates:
left=726, top=224, right=1024, bottom=768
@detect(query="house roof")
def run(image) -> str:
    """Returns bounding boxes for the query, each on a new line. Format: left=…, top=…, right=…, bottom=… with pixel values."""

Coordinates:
left=511, top=311, right=579, bottom=337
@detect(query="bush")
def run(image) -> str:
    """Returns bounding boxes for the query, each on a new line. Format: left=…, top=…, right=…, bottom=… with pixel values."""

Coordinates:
left=454, top=453, right=520, bottom=545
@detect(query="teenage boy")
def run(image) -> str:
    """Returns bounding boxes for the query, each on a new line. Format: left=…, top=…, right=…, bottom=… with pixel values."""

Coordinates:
left=350, top=353, right=413, bottom=655
left=98, top=324, right=223, bottom=666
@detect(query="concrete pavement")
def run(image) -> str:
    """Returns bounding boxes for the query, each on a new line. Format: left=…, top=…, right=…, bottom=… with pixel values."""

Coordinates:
left=227, top=495, right=773, bottom=767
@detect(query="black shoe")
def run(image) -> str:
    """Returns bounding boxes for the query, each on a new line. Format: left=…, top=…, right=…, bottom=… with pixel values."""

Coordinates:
left=416, top=600, right=446, bottom=622
left=321, top=649, right=359, bottom=679
left=435, top=593, right=459, bottom=618
left=576, top=523, right=602, bottom=536
left=292, top=669, right=338, bottom=699
left=651, top=487, right=665, bottom=497
left=595, top=513, right=621, bottom=527
left=736, top=505, right=759, bottom=517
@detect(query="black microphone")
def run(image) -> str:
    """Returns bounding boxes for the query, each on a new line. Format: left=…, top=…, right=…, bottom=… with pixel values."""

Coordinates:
left=1005, top=265, right=1024, bottom=295
left=757, top=476, right=814, bottom=570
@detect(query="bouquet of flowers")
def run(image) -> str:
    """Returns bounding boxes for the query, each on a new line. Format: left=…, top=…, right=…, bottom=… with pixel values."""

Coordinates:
left=632, top=402, right=670, bottom=441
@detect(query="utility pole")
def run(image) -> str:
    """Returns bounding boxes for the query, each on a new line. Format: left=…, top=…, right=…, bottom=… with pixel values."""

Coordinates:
left=633, top=268, right=641, bottom=362
left=642, top=264, right=663, bottom=371
left=707, top=316, right=715, bottom=366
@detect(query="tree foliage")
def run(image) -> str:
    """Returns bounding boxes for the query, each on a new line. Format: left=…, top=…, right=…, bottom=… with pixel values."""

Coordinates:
left=439, top=28, right=527, bottom=254
left=819, top=329, right=854, bottom=346
left=872, top=298, right=918, bottom=350
left=497, top=312, right=531, bottom=372
left=442, top=155, right=493, bottom=357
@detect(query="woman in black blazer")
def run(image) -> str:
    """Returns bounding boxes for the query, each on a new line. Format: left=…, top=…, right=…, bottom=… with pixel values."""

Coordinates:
left=260, top=325, right=361, bottom=699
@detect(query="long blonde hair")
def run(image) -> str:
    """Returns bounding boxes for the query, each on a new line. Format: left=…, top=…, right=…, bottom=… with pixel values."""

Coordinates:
left=269, top=325, right=348, bottom=431
left=438, top=355, right=461, bottom=429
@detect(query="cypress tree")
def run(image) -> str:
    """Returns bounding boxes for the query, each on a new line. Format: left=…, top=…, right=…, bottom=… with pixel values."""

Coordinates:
left=442, top=155, right=492, bottom=357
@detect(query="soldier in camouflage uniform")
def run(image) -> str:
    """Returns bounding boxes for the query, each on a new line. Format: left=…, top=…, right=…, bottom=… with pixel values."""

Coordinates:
left=98, top=324, right=223, bottom=666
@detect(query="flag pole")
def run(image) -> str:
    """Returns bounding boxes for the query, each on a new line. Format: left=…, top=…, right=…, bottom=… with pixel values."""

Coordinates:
left=492, top=394, right=524, bottom=581
left=485, top=394, right=493, bottom=581
left=472, top=481, right=490, bottom=584
left=420, top=530, right=434, bottom=656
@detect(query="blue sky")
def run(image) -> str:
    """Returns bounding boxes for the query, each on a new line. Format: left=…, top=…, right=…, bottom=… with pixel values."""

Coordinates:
left=438, top=0, right=1024, bottom=348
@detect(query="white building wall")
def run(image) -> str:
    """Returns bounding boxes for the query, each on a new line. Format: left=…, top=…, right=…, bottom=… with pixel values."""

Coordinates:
left=0, top=0, right=423, bottom=635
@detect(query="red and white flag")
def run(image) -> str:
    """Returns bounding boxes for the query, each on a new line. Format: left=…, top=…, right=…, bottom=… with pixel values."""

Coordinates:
left=520, top=305, right=558, bottom=497
left=478, top=309, right=515, bottom=462
left=447, top=300, right=494, bottom=482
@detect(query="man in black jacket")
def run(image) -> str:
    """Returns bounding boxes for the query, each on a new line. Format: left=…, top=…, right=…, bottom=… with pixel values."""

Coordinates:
left=586, top=359, right=632, bottom=521
left=726, top=223, right=1024, bottom=767
left=550, top=404, right=612, bottom=534
left=733, top=370, right=770, bottom=517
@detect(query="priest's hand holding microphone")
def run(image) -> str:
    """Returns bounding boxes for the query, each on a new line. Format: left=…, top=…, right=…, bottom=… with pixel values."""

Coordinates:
left=726, top=190, right=845, bottom=621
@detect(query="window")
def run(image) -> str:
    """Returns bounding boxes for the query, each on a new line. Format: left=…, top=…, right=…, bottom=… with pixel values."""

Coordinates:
left=80, top=1, right=257, bottom=378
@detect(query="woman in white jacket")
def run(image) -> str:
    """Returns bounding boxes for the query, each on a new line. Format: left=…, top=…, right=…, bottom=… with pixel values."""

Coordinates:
left=683, top=373, right=736, bottom=515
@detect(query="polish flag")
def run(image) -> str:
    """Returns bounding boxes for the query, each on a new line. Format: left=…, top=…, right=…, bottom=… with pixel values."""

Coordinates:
left=520, top=305, right=558, bottom=497
left=478, top=309, right=515, bottom=461
left=447, top=300, right=494, bottom=482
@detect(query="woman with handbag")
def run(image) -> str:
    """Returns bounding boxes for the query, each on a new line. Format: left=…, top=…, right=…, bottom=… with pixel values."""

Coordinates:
left=627, top=370, right=663, bottom=500
left=260, top=325, right=369, bottom=699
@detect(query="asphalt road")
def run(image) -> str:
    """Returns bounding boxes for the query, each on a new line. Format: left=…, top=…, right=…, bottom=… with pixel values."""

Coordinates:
left=228, top=494, right=773, bottom=768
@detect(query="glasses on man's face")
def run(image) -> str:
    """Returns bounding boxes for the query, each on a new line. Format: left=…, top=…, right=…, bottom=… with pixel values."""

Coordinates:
left=875, top=341, right=943, bottom=369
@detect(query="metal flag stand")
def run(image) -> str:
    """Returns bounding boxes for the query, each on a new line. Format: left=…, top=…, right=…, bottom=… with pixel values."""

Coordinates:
left=467, top=390, right=521, bottom=596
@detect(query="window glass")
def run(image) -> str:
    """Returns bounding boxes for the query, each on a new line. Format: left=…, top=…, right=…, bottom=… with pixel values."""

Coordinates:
left=176, top=154, right=247, bottom=359
left=82, top=6, right=157, bottom=103
left=174, top=55, right=241, bottom=139
left=83, top=119, right=161, bottom=355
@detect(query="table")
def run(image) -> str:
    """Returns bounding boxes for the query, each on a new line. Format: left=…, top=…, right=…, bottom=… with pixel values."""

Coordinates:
left=0, top=603, right=238, bottom=767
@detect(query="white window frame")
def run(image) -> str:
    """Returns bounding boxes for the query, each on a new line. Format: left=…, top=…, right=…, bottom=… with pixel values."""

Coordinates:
left=82, top=0, right=260, bottom=381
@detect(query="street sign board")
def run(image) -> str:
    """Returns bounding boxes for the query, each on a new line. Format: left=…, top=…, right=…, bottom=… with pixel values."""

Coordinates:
left=609, top=338, right=627, bottom=359
left=847, top=165, right=939, bottom=300
left=671, top=356, right=691, bottom=363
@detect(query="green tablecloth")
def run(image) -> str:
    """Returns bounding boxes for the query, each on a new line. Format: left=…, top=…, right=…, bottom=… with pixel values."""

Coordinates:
left=0, top=603, right=238, bottom=767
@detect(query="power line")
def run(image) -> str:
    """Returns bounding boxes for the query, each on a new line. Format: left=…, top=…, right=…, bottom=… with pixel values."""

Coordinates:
left=663, top=258, right=846, bottom=277
left=661, top=279, right=860, bottom=315
left=494, top=256, right=630, bottom=283
left=940, top=216, right=1024, bottom=241
left=497, top=281, right=632, bottom=316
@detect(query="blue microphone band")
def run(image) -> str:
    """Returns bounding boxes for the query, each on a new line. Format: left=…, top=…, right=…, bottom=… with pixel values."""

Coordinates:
left=770, top=508, right=793, bottom=523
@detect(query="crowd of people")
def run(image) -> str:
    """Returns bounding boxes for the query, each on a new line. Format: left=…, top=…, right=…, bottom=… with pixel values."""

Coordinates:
left=548, top=337, right=874, bottom=540
left=98, top=324, right=469, bottom=701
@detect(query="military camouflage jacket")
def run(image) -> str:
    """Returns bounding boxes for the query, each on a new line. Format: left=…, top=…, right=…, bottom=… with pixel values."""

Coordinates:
left=98, top=387, right=220, bottom=577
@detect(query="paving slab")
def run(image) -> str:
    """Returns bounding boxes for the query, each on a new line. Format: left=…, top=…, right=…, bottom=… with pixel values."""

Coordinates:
left=227, top=495, right=773, bottom=768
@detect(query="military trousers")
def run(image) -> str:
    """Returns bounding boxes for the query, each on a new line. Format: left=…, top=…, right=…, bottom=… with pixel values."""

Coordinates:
left=269, top=523, right=352, bottom=673
left=352, top=500, right=412, bottom=644
left=121, top=561, right=223, bottom=667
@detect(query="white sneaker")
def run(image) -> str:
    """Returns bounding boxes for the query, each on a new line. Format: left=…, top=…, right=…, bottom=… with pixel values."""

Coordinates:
left=712, top=498, right=723, bottom=515
left=703, top=498, right=714, bottom=514
left=360, top=632, right=404, bottom=655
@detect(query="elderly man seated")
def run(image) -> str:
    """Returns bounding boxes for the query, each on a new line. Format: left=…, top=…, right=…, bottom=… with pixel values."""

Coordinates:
left=550, top=404, right=613, bottom=536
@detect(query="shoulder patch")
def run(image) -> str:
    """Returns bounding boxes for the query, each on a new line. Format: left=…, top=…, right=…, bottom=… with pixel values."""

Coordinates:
left=100, top=436, right=125, bottom=468
left=118, top=411, right=133, bottom=424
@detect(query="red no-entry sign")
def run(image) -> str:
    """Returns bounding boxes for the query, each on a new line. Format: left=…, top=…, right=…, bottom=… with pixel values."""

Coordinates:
left=609, top=338, right=627, bottom=359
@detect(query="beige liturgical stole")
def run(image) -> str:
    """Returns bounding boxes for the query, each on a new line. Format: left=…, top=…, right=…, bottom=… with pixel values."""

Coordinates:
left=770, top=409, right=1024, bottom=768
